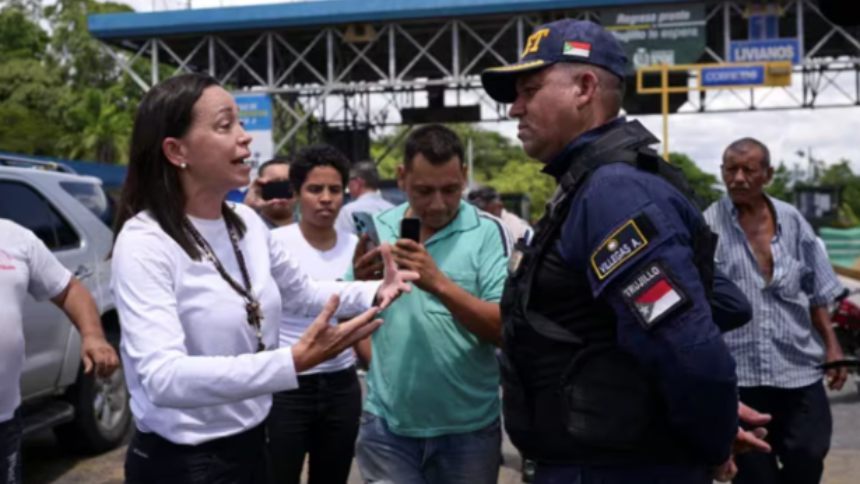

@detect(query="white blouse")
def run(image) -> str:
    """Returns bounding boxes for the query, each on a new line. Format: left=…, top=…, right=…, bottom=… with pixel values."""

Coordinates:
left=111, top=203, right=378, bottom=445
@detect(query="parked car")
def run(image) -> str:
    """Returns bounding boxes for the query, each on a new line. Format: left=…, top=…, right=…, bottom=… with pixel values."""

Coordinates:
left=0, top=154, right=130, bottom=453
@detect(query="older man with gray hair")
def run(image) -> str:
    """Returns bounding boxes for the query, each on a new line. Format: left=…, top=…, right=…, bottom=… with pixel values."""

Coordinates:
left=704, top=137, right=846, bottom=484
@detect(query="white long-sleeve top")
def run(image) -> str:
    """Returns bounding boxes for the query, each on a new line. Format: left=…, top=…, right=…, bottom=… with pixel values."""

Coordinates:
left=111, top=203, right=379, bottom=445
left=271, top=224, right=358, bottom=375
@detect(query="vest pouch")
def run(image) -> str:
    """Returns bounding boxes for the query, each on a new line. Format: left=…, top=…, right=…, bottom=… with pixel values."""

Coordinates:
left=499, top=350, right=542, bottom=456
left=501, top=240, right=542, bottom=349
left=560, top=344, right=659, bottom=450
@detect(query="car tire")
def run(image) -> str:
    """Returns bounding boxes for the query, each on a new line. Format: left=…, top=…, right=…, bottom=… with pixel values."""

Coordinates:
left=54, top=337, right=131, bottom=454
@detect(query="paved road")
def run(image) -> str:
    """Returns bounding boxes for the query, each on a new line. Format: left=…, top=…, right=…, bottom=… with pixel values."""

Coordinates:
left=21, top=383, right=860, bottom=484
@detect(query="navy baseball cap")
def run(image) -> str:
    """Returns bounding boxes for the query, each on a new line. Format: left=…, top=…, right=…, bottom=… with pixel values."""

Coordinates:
left=481, top=19, right=629, bottom=103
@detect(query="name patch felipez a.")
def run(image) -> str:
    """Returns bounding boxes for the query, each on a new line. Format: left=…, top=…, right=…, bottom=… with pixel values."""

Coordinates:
left=590, top=218, right=650, bottom=280
left=621, top=262, right=687, bottom=329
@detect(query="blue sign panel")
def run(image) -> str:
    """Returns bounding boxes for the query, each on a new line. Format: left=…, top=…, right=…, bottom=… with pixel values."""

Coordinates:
left=701, top=65, right=765, bottom=87
left=234, top=93, right=273, bottom=131
left=729, top=38, right=801, bottom=64
left=748, top=14, right=779, bottom=39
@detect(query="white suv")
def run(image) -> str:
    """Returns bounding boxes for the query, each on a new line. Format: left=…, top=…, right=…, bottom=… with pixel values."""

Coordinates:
left=0, top=154, right=131, bottom=453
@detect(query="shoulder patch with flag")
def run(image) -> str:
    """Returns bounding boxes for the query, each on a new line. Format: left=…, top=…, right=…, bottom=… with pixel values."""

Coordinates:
left=620, top=262, right=687, bottom=329
left=563, top=41, right=591, bottom=58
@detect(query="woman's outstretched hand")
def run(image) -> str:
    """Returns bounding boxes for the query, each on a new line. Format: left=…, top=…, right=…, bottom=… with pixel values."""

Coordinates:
left=292, top=295, right=383, bottom=372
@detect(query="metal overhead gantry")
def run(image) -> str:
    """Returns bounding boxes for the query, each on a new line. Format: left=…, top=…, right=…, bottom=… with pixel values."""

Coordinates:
left=89, top=0, right=860, bottom=153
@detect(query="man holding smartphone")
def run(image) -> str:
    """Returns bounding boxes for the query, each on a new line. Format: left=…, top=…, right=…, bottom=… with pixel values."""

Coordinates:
left=348, top=124, right=511, bottom=484
left=243, top=157, right=296, bottom=228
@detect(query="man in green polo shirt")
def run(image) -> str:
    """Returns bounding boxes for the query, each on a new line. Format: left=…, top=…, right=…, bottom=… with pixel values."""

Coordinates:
left=349, top=124, right=510, bottom=484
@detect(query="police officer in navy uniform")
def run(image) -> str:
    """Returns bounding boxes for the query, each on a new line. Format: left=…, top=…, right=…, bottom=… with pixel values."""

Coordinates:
left=481, top=20, right=766, bottom=483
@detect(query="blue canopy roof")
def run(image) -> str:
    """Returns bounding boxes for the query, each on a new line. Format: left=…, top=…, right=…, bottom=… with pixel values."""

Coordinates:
left=89, top=0, right=692, bottom=39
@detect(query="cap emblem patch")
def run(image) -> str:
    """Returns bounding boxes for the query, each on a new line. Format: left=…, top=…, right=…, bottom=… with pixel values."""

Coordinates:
left=521, top=28, right=550, bottom=58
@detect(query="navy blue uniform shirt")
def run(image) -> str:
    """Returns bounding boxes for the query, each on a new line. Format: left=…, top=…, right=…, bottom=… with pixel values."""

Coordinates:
left=546, top=121, right=739, bottom=466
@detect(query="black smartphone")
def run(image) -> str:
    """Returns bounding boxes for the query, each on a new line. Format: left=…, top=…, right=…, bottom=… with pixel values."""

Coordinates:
left=261, top=180, right=293, bottom=201
left=353, top=212, right=381, bottom=247
left=400, top=217, right=421, bottom=243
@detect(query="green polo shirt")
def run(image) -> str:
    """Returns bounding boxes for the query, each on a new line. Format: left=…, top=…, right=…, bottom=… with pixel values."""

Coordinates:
left=347, top=201, right=509, bottom=437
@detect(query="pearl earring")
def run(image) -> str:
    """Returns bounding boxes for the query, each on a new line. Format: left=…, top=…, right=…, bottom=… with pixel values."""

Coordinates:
left=180, top=162, right=188, bottom=170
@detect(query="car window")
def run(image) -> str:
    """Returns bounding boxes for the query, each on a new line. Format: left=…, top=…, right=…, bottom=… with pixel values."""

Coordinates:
left=60, top=181, right=113, bottom=228
left=0, top=181, right=81, bottom=250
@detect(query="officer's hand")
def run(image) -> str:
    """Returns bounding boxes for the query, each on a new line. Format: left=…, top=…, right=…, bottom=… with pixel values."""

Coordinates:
left=825, top=346, right=849, bottom=391
left=392, top=239, right=444, bottom=293
left=713, top=457, right=737, bottom=482
left=735, top=403, right=771, bottom=454
left=353, top=234, right=383, bottom=281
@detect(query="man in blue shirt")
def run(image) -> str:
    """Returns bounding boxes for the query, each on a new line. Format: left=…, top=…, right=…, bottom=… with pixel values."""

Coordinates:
left=705, top=137, right=846, bottom=484
left=480, top=19, right=768, bottom=484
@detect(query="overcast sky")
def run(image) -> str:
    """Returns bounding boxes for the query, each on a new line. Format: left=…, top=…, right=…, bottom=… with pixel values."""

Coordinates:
left=91, top=0, right=860, bottom=176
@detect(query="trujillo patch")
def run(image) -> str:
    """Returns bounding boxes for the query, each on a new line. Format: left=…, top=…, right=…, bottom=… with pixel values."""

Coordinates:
left=590, top=215, right=654, bottom=280
left=620, top=262, right=687, bottom=329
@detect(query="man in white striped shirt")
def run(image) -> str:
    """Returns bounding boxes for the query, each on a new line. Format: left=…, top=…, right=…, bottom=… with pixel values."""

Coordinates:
left=704, top=137, right=847, bottom=484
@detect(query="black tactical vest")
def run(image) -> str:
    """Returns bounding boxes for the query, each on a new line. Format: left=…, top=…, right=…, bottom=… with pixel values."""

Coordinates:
left=499, top=120, right=716, bottom=466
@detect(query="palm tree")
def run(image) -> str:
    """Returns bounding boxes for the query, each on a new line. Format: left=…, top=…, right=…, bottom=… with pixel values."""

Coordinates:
left=59, top=87, right=132, bottom=164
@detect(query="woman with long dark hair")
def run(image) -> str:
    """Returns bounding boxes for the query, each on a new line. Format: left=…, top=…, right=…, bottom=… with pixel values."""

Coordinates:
left=111, top=73, right=415, bottom=483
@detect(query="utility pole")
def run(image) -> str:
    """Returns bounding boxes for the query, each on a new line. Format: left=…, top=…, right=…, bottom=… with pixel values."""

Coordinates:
left=808, top=146, right=820, bottom=182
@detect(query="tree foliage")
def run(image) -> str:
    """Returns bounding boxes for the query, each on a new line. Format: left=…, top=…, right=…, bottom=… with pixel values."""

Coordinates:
left=807, top=160, right=860, bottom=227
left=765, top=159, right=860, bottom=227
left=668, top=152, right=722, bottom=207
left=766, top=162, right=793, bottom=202
left=0, top=1, right=136, bottom=163
left=44, top=0, right=134, bottom=87
left=0, top=6, right=48, bottom=63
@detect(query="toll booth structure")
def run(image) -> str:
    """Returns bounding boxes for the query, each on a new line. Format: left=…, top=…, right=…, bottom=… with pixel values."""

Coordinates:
left=88, top=0, right=860, bottom=153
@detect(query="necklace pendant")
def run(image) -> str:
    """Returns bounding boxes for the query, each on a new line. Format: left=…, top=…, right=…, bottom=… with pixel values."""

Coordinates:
left=246, top=301, right=264, bottom=325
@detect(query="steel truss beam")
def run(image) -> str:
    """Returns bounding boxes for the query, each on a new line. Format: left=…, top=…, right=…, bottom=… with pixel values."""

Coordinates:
left=103, top=1, right=860, bottom=152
